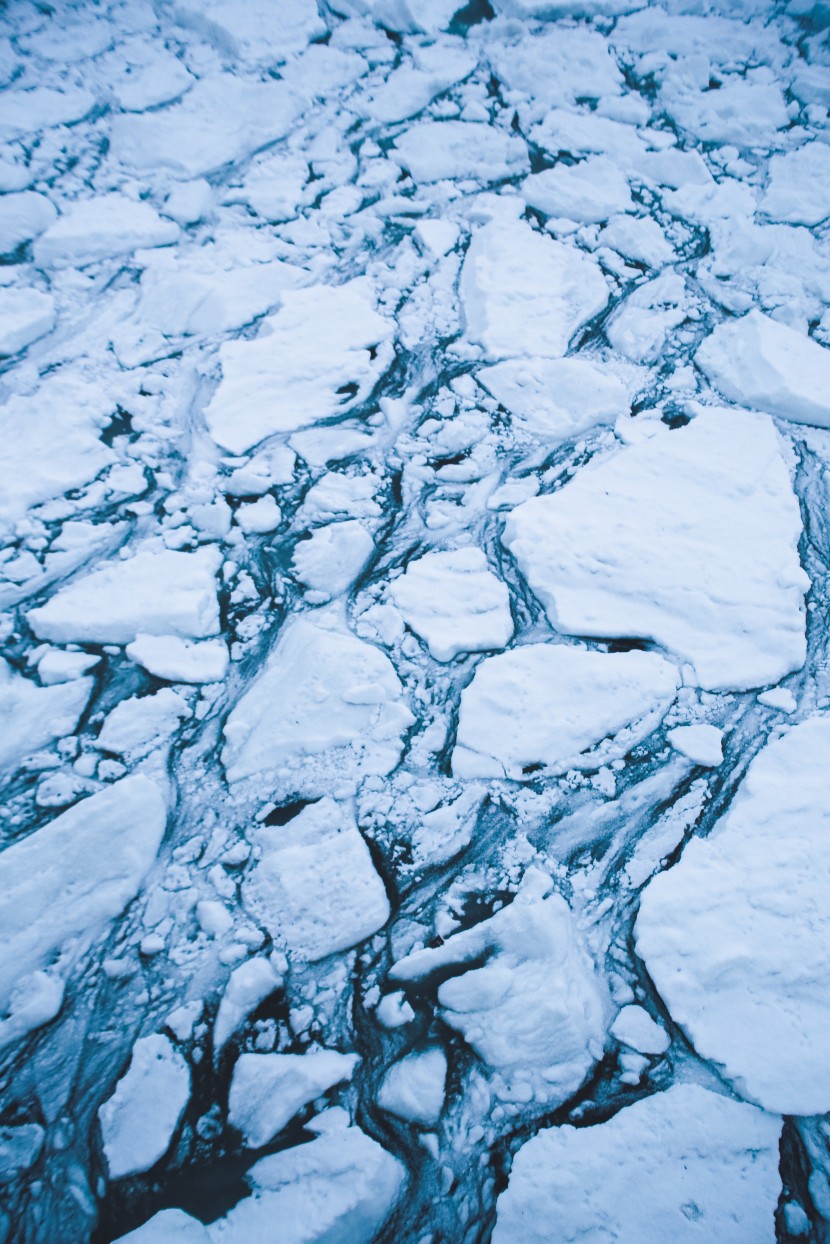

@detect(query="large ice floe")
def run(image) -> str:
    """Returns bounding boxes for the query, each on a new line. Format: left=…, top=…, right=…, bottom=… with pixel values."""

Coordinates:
left=3, top=0, right=830, bottom=1239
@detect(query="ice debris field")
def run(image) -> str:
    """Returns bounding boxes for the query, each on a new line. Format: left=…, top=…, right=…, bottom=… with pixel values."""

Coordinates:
left=1, top=0, right=830, bottom=1239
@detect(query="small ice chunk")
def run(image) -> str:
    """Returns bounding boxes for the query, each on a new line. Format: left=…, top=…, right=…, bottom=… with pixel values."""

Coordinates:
left=759, top=143, right=830, bottom=227
left=493, top=1084, right=781, bottom=1244
left=205, top=280, right=392, bottom=454
left=37, top=649, right=100, bottom=685
left=210, top=1126, right=404, bottom=1242
left=376, top=992, right=415, bottom=1029
left=0, top=287, right=55, bottom=355
left=98, top=1034, right=190, bottom=1180
left=214, top=957, right=283, bottom=1058
left=696, top=309, right=830, bottom=430
left=28, top=547, right=221, bottom=645
left=164, top=179, right=212, bottom=226
left=520, top=156, right=633, bottom=223
left=33, top=194, right=178, bottom=268
left=453, top=645, right=678, bottom=781
left=600, top=214, right=674, bottom=268
left=243, top=798, right=390, bottom=961
left=667, top=724, right=724, bottom=767
left=477, top=356, right=629, bottom=443
left=389, top=548, right=513, bottom=662
left=0, top=191, right=57, bottom=253
left=292, top=522, right=375, bottom=601
left=637, top=718, right=830, bottom=1114
left=391, top=121, right=529, bottom=184
left=503, top=408, right=809, bottom=691
left=610, top=1005, right=670, bottom=1055
left=235, top=496, right=282, bottom=534
left=222, top=617, right=413, bottom=794
left=414, top=218, right=459, bottom=257
left=757, top=686, right=797, bottom=713
left=228, top=1050, right=358, bottom=1149
left=461, top=219, right=608, bottom=360
left=377, top=1048, right=446, bottom=1126
left=126, top=634, right=229, bottom=684
left=94, top=688, right=191, bottom=758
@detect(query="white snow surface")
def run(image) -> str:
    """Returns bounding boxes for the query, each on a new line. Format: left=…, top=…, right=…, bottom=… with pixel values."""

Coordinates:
left=637, top=717, right=830, bottom=1115
left=453, top=644, right=679, bottom=780
left=228, top=1050, right=358, bottom=1148
left=493, top=1084, right=781, bottom=1243
left=502, top=408, right=809, bottom=690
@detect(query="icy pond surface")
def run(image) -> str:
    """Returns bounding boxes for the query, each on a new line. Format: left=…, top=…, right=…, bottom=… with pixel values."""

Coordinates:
left=1, top=0, right=830, bottom=1240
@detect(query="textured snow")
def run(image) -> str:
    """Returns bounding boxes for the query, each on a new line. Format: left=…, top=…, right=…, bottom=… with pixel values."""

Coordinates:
left=697, top=310, right=830, bottom=430
left=243, top=798, right=390, bottom=961
left=637, top=718, right=830, bottom=1115
left=461, top=219, right=609, bottom=359
left=228, top=1050, right=358, bottom=1148
left=503, top=408, right=808, bottom=690
left=390, top=547, right=513, bottom=662
left=98, top=1034, right=190, bottom=1179
left=222, top=617, right=413, bottom=793
left=493, top=1084, right=781, bottom=1243
left=453, top=644, right=679, bottom=780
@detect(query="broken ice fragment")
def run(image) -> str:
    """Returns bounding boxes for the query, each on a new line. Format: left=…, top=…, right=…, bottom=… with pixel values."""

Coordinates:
left=228, top=1050, right=358, bottom=1149
left=389, top=547, right=513, bottom=662
left=98, top=1034, right=190, bottom=1180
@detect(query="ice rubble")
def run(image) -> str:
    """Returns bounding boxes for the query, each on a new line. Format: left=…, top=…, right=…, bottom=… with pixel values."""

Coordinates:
left=493, top=1084, right=782, bottom=1243
left=389, top=547, right=513, bottom=661
left=222, top=616, right=413, bottom=794
left=503, top=408, right=809, bottom=691
left=3, top=0, right=830, bottom=1236
left=453, top=644, right=679, bottom=780
left=637, top=718, right=830, bottom=1116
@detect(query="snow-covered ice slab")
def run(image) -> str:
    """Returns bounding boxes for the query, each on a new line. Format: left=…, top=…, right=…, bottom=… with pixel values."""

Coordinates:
left=520, top=156, right=634, bottom=223
left=493, top=1084, right=781, bottom=1243
left=389, top=547, right=513, bottom=662
left=0, top=778, right=166, bottom=1045
left=461, top=219, right=608, bottom=359
left=392, top=870, right=608, bottom=1106
left=502, top=408, right=809, bottom=691
left=391, top=121, right=528, bottom=183
left=205, top=280, right=392, bottom=454
left=33, top=194, right=178, bottom=268
left=0, top=287, right=55, bottom=355
left=210, top=1125, right=405, bottom=1242
left=476, top=356, right=630, bottom=443
left=243, top=798, right=390, bottom=961
left=377, top=1048, right=447, bottom=1126
left=171, top=0, right=325, bottom=65
left=0, top=659, right=91, bottom=775
left=222, top=616, right=413, bottom=794
left=760, top=142, right=830, bottom=227
left=637, top=718, right=830, bottom=1116
left=98, top=1034, right=190, bottom=1180
left=696, top=310, right=830, bottom=430
left=109, top=76, right=305, bottom=178
left=228, top=1050, right=358, bottom=1148
left=453, top=644, right=678, bottom=780
left=28, top=547, right=221, bottom=645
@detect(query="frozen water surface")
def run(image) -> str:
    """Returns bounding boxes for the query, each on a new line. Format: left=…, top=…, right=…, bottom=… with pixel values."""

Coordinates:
left=1, top=0, right=829, bottom=1240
